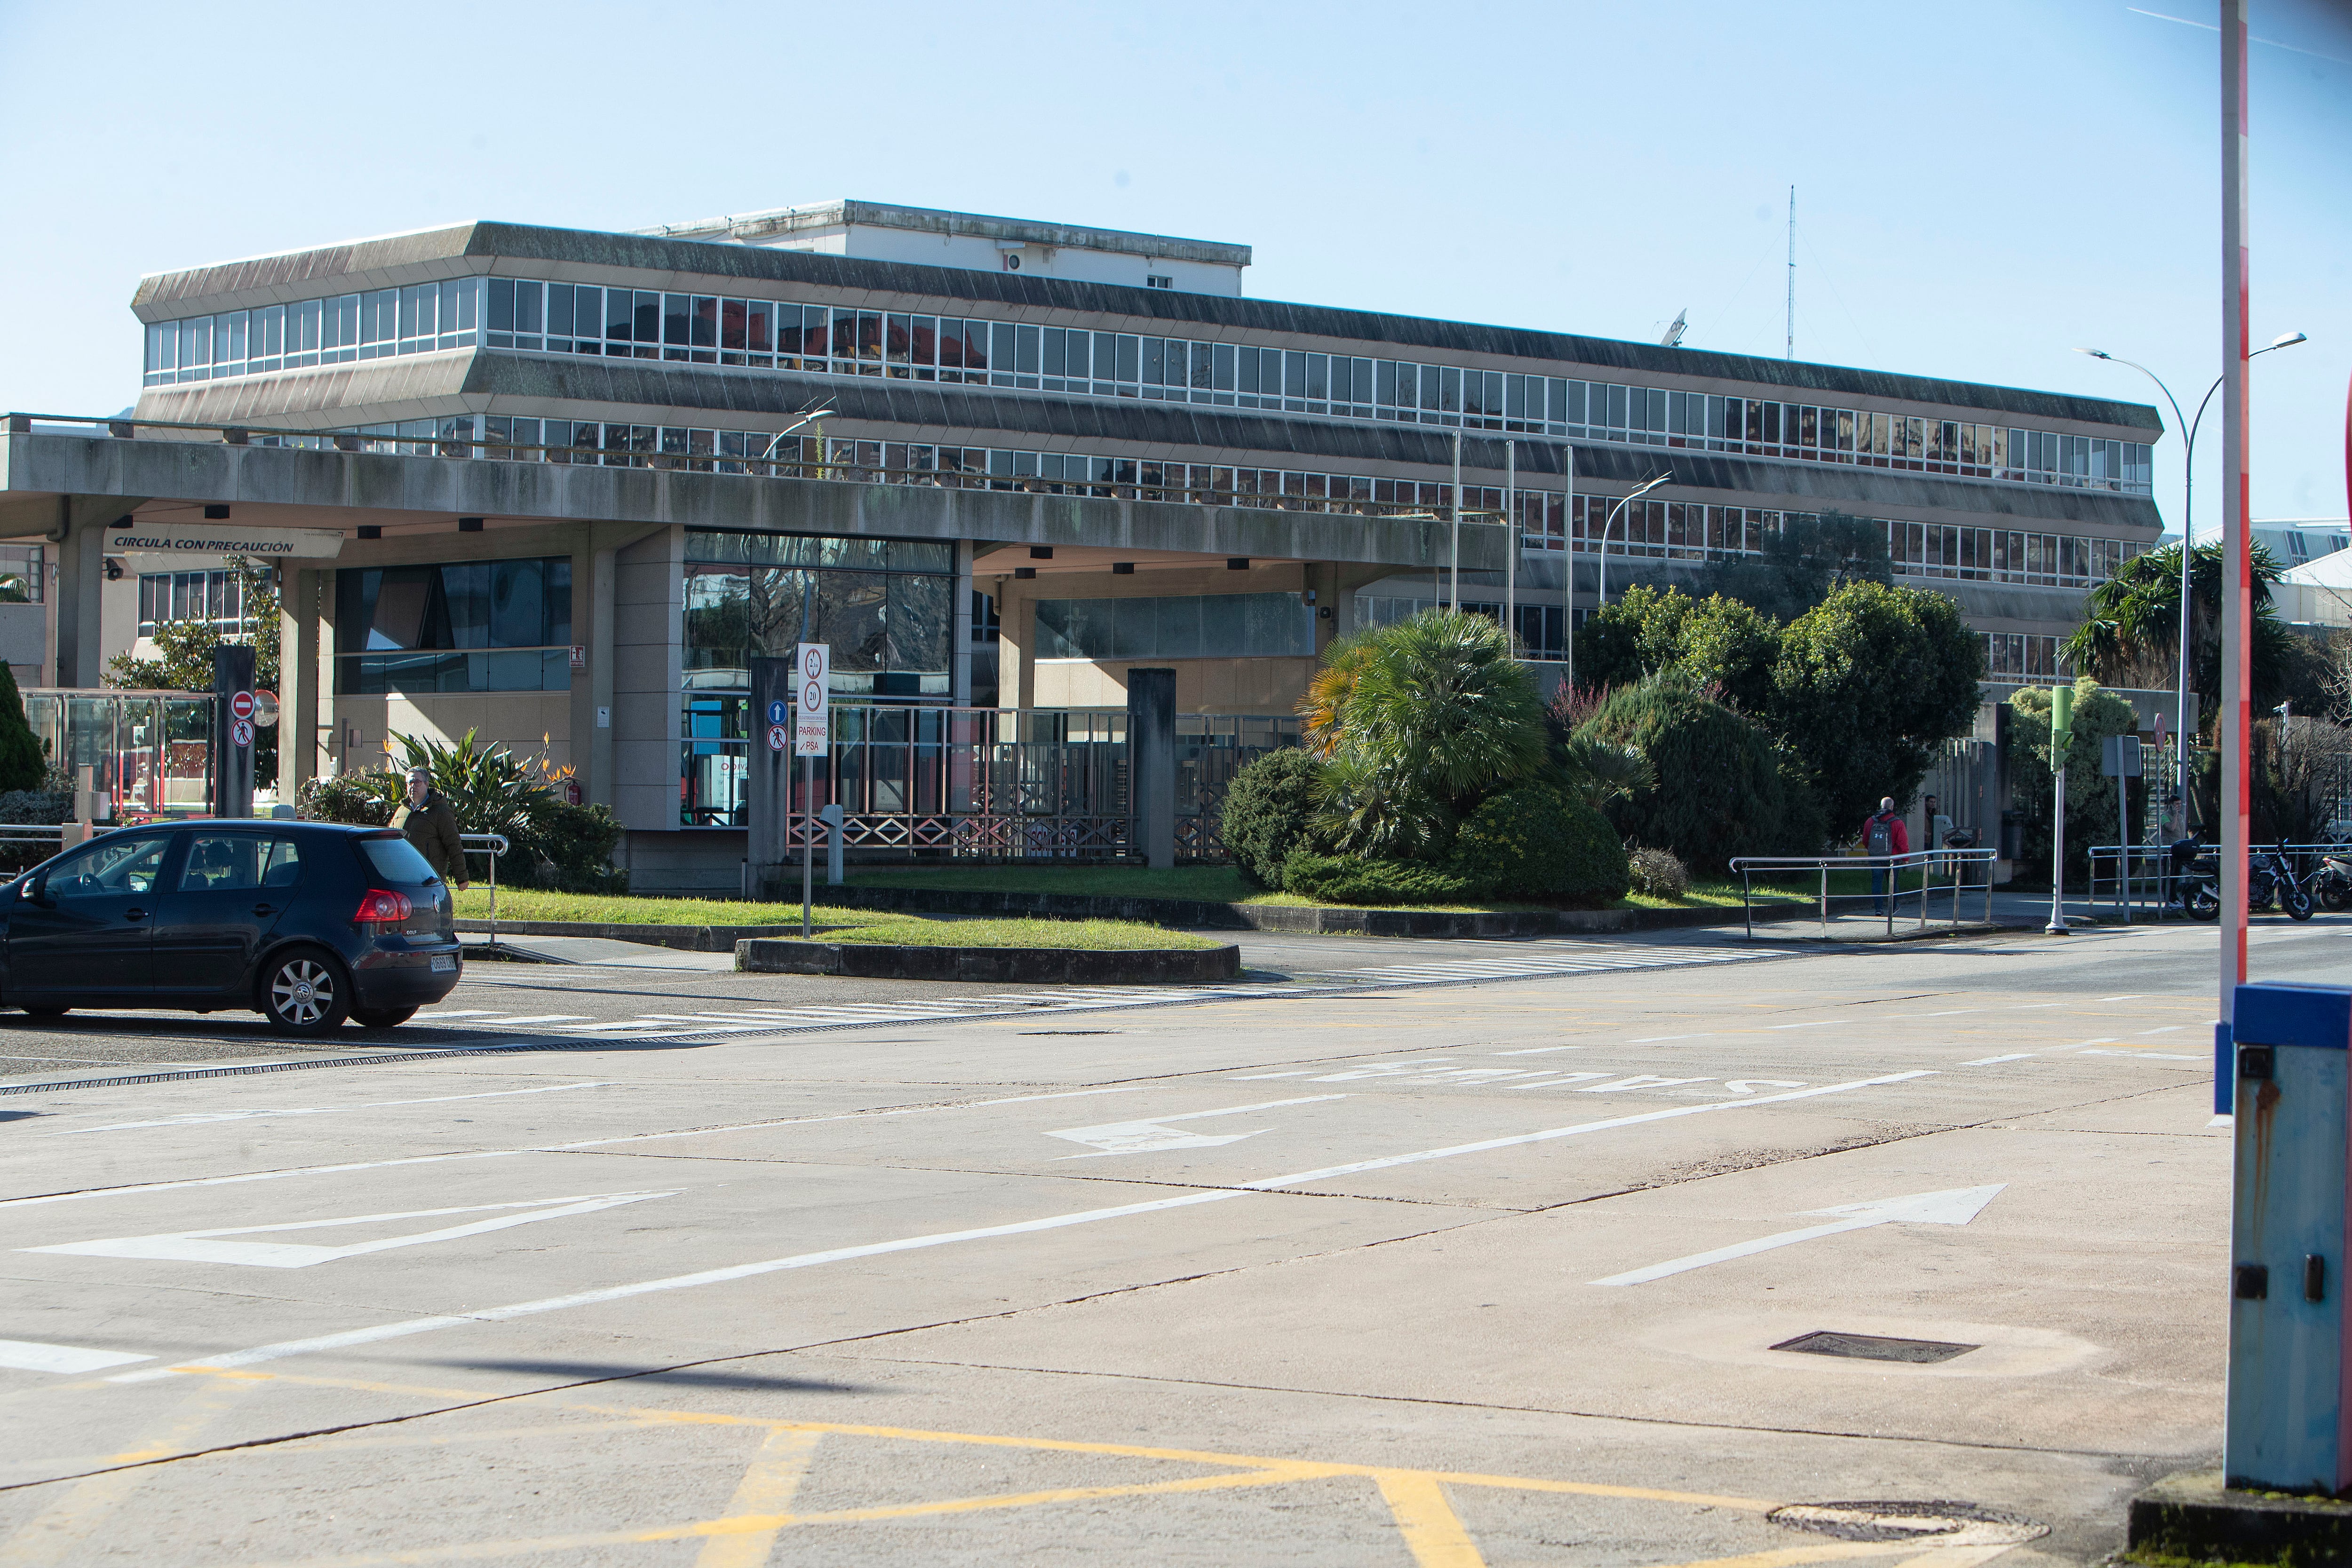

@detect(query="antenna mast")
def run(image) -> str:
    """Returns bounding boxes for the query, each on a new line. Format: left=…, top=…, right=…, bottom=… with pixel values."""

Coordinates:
left=1785, top=185, right=1796, bottom=361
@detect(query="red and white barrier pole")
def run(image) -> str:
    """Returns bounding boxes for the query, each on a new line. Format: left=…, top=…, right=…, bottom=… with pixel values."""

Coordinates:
left=2215, top=0, right=2252, bottom=1116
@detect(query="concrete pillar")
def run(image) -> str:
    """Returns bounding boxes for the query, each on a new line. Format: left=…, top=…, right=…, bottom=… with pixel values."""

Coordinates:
left=52, top=503, right=112, bottom=688
left=588, top=542, right=616, bottom=806
left=995, top=579, right=1036, bottom=711
left=951, top=540, right=974, bottom=708
left=743, top=654, right=793, bottom=899
left=1127, top=666, right=1176, bottom=870
left=280, top=566, right=321, bottom=797
left=568, top=539, right=596, bottom=800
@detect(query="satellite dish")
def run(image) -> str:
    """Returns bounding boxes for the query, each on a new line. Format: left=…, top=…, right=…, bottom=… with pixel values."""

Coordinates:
left=1658, top=310, right=1688, bottom=348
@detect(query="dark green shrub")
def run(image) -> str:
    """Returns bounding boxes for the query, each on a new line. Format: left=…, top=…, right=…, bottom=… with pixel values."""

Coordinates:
left=1627, top=846, right=1690, bottom=899
left=1446, top=782, right=1629, bottom=906
left=1580, top=676, right=1802, bottom=874
left=1280, top=851, right=1480, bottom=906
left=300, top=771, right=400, bottom=826
left=532, top=800, right=627, bottom=892
left=1220, top=748, right=1324, bottom=887
left=0, top=665, right=45, bottom=794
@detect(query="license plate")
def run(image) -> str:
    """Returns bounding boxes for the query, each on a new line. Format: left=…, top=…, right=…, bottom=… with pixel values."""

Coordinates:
left=430, top=955, right=457, bottom=973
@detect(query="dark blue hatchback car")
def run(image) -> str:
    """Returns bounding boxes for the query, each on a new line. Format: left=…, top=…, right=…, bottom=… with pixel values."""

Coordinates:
left=0, top=820, right=461, bottom=1034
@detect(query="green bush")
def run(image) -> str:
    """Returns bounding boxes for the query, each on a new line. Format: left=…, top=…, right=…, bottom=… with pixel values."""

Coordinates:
left=1220, top=748, right=1324, bottom=887
left=300, top=772, right=400, bottom=827
left=0, top=665, right=45, bottom=794
left=1579, top=675, right=1806, bottom=873
left=1445, top=782, right=1629, bottom=906
left=1279, top=851, right=1480, bottom=906
left=1628, top=846, right=1690, bottom=899
left=533, top=800, right=627, bottom=892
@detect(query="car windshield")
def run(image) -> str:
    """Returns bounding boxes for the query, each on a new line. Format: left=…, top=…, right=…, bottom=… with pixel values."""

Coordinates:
left=359, top=834, right=440, bottom=885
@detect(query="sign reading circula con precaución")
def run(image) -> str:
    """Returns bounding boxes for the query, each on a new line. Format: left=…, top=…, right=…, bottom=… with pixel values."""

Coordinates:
left=106, top=524, right=345, bottom=561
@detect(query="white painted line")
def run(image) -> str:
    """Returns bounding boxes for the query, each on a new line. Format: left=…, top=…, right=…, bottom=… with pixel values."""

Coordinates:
left=1576, top=1075, right=1712, bottom=1094
left=2077, top=1049, right=2206, bottom=1062
left=1961, top=1053, right=2036, bottom=1066
left=2136, top=1025, right=2187, bottom=1036
left=0, top=1086, right=1153, bottom=1211
left=475, top=1015, right=590, bottom=1027
left=47, top=1082, right=611, bottom=1136
left=2009, top=1003, right=2063, bottom=1009
left=2100, top=995, right=2148, bottom=1002
left=28, top=1191, right=671, bottom=1270
left=415, top=1011, right=503, bottom=1020
left=0, top=1338, right=153, bottom=1375
left=111, top=1071, right=1935, bottom=1381
left=1592, top=1184, right=2004, bottom=1287
left=1767, top=1021, right=1832, bottom=1030
left=1508, top=1073, right=1615, bottom=1089
left=1492, top=1046, right=1583, bottom=1056
left=1908, top=1009, right=1981, bottom=1018
left=1629, top=1034, right=1701, bottom=1044
left=1227, top=1072, right=1311, bottom=1080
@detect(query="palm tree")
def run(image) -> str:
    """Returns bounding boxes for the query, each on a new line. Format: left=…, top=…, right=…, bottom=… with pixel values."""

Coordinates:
left=2065, top=540, right=2297, bottom=733
left=1304, top=609, right=1548, bottom=858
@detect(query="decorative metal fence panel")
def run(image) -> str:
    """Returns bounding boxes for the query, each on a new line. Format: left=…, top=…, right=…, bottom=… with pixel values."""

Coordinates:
left=741, top=706, right=1300, bottom=863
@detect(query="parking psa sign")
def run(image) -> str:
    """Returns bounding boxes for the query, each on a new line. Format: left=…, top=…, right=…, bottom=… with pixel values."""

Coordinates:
left=794, top=643, right=830, bottom=757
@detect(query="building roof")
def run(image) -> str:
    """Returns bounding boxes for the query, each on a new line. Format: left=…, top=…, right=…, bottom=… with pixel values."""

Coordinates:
left=634, top=199, right=1255, bottom=267
left=129, top=220, right=2165, bottom=435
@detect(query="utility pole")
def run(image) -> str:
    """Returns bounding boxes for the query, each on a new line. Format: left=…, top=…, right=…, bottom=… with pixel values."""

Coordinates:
left=2216, top=0, right=2252, bottom=1114
left=1785, top=186, right=1796, bottom=362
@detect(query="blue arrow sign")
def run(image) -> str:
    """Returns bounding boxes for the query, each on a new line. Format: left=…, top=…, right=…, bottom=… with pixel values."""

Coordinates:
left=767, top=700, right=788, bottom=725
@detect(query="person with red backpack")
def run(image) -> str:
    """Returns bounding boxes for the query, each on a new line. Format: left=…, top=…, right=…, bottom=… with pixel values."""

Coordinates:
left=1863, top=796, right=1911, bottom=915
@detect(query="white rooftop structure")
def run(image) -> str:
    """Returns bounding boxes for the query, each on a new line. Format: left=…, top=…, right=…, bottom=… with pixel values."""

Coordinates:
left=639, top=199, right=1253, bottom=296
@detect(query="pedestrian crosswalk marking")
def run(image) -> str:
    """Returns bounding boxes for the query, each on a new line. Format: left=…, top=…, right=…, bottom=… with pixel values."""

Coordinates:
left=419, top=943, right=1792, bottom=1045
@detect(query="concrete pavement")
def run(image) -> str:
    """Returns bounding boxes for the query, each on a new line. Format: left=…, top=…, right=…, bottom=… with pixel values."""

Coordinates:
left=0, top=916, right=2330, bottom=1564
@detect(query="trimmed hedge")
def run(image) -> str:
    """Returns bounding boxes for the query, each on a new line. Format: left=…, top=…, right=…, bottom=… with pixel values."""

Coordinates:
left=1220, top=748, right=1324, bottom=887
left=1280, top=852, right=1480, bottom=906
left=1446, top=781, right=1630, bottom=906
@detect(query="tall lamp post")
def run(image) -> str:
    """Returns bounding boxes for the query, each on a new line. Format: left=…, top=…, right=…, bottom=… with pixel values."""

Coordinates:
left=1593, top=471, right=1674, bottom=619
left=2075, top=332, right=2306, bottom=831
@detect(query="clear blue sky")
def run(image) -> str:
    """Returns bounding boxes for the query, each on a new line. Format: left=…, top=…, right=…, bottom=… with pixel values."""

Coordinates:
left=3, top=0, right=2345, bottom=535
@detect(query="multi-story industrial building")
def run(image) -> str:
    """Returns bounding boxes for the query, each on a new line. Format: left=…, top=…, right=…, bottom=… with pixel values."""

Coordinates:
left=3, top=199, right=2164, bottom=885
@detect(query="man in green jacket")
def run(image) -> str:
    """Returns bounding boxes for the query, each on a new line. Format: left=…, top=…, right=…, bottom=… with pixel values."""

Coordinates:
left=390, top=766, right=470, bottom=889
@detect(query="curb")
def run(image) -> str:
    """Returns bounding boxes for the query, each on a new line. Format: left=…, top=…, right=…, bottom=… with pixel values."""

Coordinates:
left=2128, top=1469, right=2352, bottom=1562
left=455, top=919, right=816, bottom=952
left=818, top=884, right=1828, bottom=938
left=734, top=939, right=1242, bottom=985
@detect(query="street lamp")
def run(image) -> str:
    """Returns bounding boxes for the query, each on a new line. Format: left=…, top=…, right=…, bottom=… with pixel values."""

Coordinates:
left=759, top=406, right=837, bottom=469
left=2074, top=330, right=2306, bottom=832
left=1593, top=471, right=1674, bottom=615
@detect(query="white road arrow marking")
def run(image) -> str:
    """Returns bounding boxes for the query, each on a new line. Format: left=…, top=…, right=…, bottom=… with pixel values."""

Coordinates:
left=22, top=1190, right=672, bottom=1270
left=0, top=1338, right=152, bottom=1375
left=1590, top=1184, right=2005, bottom=1287
left=1046, top=1095, right=1346, bottom=1157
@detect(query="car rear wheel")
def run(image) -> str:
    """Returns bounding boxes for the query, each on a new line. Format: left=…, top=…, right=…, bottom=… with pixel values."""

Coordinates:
left=350, top=1006, right=417, bottom=1030
left=260, top=948, right=351, bottom=1035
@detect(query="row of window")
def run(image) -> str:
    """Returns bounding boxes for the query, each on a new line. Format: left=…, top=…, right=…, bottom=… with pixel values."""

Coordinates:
left=1983, top=632, right=2068, bottom=681
left=144, top=277, right=2155, bottom=494
left=0, top=545, right=43, bottom=605
left=136, top=570, right=248, bottom=637
left=1033, top=594, right=1318, bottom=662
left=333, top=557, right=572, bottom=694
left=142, top=280, right=479, bottom=384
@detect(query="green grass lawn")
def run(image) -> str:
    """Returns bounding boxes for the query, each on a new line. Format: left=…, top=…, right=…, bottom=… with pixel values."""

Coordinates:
left=450, top=889, right=1219, bottom=950
left=843, top=864, right=1803, bottom=914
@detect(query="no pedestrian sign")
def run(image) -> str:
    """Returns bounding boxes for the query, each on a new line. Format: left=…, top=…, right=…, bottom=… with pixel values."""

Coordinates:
left=766, top=724, right=787, bottom=752
left=795, top=643, right=830, bottom=757
left=231, top=717, right=254, bottom=748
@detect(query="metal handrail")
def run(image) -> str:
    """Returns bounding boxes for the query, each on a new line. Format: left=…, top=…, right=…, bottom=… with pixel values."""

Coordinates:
left=1728, top=848, right=1999, bottom=940
left=459, top=833, right=510, bottom=947
left=6, top=410, right=1486, bottom=523
left=2089, top=840, right=2351, bottom=923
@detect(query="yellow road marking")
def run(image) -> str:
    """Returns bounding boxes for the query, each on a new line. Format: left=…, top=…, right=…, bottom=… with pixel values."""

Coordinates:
left=692, top=1426, right=820, bottom=1568
left=1376, top=1470, right=1486, bottom=1567
left=0, top=1375, right=257, bottom=1567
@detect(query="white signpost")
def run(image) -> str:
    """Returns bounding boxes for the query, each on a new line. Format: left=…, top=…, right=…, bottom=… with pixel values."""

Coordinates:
left=795, top=644, right=830, bottom=937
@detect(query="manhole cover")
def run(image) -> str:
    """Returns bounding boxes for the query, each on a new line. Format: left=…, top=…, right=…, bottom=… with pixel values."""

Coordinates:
left=1770, top=1502, right=2046, bottom=1546
left=1771, top=1330, right=1979, bottom=1364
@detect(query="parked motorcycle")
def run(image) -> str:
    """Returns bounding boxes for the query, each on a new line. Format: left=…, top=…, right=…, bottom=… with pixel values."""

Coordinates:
left=2312, top=852, right=2352, bottom=913
left=2250, top=844, right=2316, bottom=921
left=2169, top=836, right=2219, bottom=921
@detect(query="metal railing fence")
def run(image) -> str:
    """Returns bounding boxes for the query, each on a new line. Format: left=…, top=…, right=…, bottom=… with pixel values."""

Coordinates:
left=459, top=833, right=509, bottom=947
left=2088, top=841, right=2351, bottom=923
left=1727, top=848, right=1999, bottom=940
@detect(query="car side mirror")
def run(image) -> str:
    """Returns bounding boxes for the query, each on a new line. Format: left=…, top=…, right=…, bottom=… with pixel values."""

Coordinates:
left=24, top=875, right=48, bottom=907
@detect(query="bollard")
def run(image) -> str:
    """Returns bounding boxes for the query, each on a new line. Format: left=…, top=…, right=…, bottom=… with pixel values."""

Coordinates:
left=2225, top=981, right=2352, bottom=1493
left=822, top=803, right=843, bottom=886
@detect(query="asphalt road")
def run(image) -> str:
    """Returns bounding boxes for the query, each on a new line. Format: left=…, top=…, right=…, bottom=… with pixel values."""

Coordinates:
left=0, top=916, right=2331, bottom=1566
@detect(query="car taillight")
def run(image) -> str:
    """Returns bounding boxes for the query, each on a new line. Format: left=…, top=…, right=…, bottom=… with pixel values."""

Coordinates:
left=353, top=889, right=412, bottom=923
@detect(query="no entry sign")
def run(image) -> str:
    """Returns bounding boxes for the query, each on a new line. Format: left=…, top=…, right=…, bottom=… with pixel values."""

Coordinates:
left=229, top=691, right=255, bottom=722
